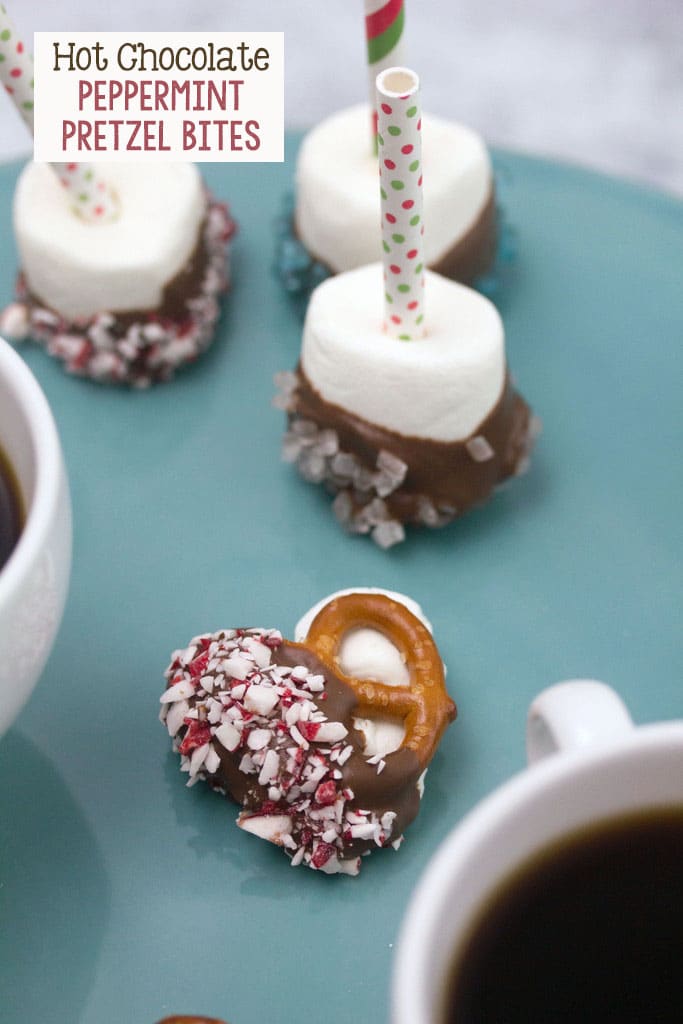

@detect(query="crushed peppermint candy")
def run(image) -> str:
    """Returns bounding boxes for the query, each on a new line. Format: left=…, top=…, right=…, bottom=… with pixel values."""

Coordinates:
left=160, top=627, right=400, bottom=875
left=3, top=196, right=235, bottom=388
left=275, top=371, right=539, bottom=546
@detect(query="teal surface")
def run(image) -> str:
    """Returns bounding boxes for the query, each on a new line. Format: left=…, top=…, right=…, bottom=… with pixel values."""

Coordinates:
left=0, top=138, right=682, bottom=1024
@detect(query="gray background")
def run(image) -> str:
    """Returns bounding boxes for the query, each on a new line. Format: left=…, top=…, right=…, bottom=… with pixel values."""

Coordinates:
left=1, top=1, right=681, bottom=194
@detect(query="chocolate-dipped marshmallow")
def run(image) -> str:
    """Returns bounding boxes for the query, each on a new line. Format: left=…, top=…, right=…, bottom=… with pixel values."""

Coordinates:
left=278, top=264, right=537, bottom=547
left=279, top=68, right=536, bottom=546
left=295, top=105, right=496, bottom=284
left=3, top=162, right=235, bottom=386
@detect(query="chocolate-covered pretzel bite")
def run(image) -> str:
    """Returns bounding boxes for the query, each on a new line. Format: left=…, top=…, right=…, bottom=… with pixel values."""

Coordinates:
left=160, top=593, right=455, bottom=875
left=156, top=1017, right=228, bottom=1024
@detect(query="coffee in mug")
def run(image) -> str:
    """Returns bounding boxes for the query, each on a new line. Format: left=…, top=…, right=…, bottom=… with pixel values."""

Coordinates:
left=0, top=443, right=22, bottom=571
left=443, top=806, right=683, bottom=1022
left=392, top=681, right=683, bottom=1024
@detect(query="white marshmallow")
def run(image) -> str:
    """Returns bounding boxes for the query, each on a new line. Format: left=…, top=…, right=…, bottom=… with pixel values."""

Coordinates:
left=301, top=264, right=506, bottom=442
left=295, top=104, right=492, bottom=273
left=295, top=588, right=434, bottom=759
left=335, top=629, right=410, bottom=689
left=14, top=162, right=206, bottom=320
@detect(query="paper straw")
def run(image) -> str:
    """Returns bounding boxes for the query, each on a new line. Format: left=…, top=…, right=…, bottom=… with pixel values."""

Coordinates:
left=365, top=0, right=406, bottom=151
left=0, top=5, right=119, bottom=222
left=50, top=162, right=120, bottom=222
left=377, top=67, right=425, bottom=341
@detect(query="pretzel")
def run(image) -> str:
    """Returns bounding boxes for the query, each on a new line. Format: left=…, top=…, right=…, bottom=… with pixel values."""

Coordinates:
left=303, top=592, right=456, bottom=768
left=161, top=600, right=456, bottom=873
left=156, top=1017, right=228, bottom=1024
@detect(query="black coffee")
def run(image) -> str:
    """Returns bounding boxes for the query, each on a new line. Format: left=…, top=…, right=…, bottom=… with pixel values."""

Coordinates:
left=444, top=808, right=683, bottom=1023
left=0, top=445, right=22, bottom=571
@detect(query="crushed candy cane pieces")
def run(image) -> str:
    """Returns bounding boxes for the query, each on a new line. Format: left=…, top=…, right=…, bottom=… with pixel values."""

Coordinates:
left=160, top=627, right=402, bottom=874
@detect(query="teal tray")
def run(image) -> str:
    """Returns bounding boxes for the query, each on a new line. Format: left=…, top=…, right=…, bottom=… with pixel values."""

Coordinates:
left=1, top=137, right=681, bottom=1024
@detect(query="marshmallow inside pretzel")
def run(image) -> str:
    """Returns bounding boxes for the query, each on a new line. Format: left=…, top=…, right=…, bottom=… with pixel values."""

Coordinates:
left=295, top=587, right=436, bottom=759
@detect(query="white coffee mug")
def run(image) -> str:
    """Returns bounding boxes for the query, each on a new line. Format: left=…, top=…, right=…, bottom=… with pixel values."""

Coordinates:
left=0, top=336, right=71, bottom=736
left=391, top=679, right=683, bottom=1024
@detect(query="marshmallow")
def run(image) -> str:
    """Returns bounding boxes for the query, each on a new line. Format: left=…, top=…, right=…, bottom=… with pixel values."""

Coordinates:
left=295, top=104, right=492, bottom=273
left=14, top=162, right=205, bottom=319
left=301, top=264, right=506, bottom=442
left=296, top=588, right=434, bottom=759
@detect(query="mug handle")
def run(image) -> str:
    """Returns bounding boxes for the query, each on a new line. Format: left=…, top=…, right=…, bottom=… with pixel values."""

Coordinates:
left=526, top=680, right=634, bottom=765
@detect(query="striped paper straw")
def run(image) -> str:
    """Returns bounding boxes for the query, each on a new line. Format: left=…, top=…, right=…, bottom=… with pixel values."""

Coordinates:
left=377, top=67, right=425, bottom=341
left=0, top=5, right=119, bottom=222
left=365, top=0, right=406, bottom=151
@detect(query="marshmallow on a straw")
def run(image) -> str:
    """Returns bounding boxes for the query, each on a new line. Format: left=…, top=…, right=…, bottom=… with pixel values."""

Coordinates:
left=365, top=0, right=406, bottom=149
left=0, top=6, right=118, bottom=222
left=377, top=66, right=425, bottom=340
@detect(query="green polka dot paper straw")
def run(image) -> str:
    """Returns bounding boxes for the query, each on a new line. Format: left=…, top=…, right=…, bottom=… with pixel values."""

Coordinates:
left=51, top=161, right=120, bottom=223
left=365, top=0, right=406, bottom=151
left=376, top=67, right=425, bottom=341
left=0, top=5, right=119, bottom=222
left=0, top=5, right=34, bottom=133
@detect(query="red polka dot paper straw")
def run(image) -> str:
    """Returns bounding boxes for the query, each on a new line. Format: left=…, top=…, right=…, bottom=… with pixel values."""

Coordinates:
left=52, top=162, right=120, bottom=222
left=0, top=5, right=119, bottom=222
left=376, top=67, right=425, bottom=341
left=365, top=0, right=406, bottom=151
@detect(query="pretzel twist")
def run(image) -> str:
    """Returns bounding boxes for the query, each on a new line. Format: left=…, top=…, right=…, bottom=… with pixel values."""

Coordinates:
left=155, top=1017, right=228, bottom=1024
left=156, top=1017, right=227, bottom=1024
left=304, top=593, right=456, bottom=767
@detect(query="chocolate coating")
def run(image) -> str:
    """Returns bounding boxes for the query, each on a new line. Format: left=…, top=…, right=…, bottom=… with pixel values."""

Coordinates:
left=156, top=1017, right=228, bottom=1024
left=296, top=185, right=497, bottom=286
left=206, top=641, right=422, bottom=857
left=431, top=188, right=498, bottom=285
left=25, top=216, right=208, bottom=332
left=291, top=366, right=534, bottom=525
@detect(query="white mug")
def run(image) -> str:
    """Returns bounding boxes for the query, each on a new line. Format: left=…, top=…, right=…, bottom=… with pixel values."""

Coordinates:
left=0, top=336, right=71, bottom=736
left=392, top=679, right=683, bottom=1024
